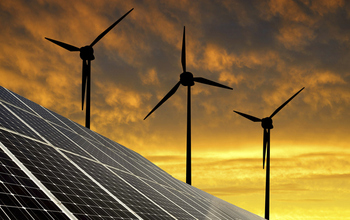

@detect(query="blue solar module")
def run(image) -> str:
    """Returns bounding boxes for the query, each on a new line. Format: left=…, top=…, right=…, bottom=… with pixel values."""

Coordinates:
left=0, top=86, right=264, bottom=220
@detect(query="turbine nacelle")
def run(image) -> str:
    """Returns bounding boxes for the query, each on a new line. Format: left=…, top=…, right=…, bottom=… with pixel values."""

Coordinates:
left=80, top=46, right=95, bottom=61
left=233, top=87, right=305, bottom=169
left=143, top=27, right=232, bottom=121
left=180, top=72, right=194, bottom=86
left=261, top=117, right=273, bottom=129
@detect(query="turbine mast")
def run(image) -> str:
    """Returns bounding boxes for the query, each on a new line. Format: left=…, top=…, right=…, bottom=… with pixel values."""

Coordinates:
left=85, top=60, right=91, bottom=129
left=265, top=129, right=270, bottom=220
left=186, top=85, right=191, bottom=185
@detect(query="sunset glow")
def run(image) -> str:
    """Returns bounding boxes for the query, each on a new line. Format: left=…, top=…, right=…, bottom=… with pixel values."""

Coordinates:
left=1, top=0, right=350, bottom=219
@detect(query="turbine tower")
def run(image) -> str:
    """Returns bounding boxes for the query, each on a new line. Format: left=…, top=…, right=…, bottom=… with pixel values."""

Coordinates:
left=45, top=8, right=134, bottom=129
left=233, top=87, right=304, bottom=220
left=144, top=26, right=233, bottom=185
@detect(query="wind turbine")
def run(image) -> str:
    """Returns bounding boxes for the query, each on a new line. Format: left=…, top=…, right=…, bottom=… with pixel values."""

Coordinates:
left=144, top=26, right=233, bottom=185
left=233, top=87, right=304, bottom=220
left=45, top=8, right=134, bottom=129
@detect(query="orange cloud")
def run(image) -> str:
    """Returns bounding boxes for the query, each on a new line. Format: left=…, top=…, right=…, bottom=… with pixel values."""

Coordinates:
left=264, top=0, right=315, bottom=24
left=310, top=0, right=345, bottom=16
left=277, top=24, right=315, bottom=50
left=139, top=68, right=160, bottom=85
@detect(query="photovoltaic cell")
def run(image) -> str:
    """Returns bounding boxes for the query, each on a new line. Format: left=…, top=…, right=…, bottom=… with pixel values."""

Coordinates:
left=0, top=147, right=69, bottom=220
left=44, top=107, right=99, bottom=143
left=114, top=169, right=197, bottom=219
left=10, top=90, right=70, bottom=128
left=0, top=129, right=137, bottom=219
left=52, top=123, right=133, bottom=173
left=0, top=86, right=264, bottom=220
left=3, top=103, right=95, bottom=160
left=0, top=103, right=43, bottom=141
left=65, top=152, right=174, bottom=220
left=142, top=179, right=207, bottom=219
left=0, top=87, right=36, bottom=115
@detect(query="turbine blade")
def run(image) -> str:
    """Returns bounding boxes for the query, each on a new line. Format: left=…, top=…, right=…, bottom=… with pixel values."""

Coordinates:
left=270, top=87, right=305, bottom=118
left=82, top=60, right=88, bottom=110
left=193, top=77, right=233, bottom=90
left=144, top=81, right=181, bottom=120
left=45, top=37, right=80, bottom=51
left=263, top=129, right=267, bottom=169
left=233, top=110, right=262, bottom=122
left=90, top=8, right=134, bottom=47
left=181, top=26, right=186, bottom=73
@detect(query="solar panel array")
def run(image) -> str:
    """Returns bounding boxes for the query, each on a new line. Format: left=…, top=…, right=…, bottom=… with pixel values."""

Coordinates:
left=0, top=86, right=264, bottom=219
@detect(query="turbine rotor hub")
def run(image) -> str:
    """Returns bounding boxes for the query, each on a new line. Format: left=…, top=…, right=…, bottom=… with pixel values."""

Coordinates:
left=80, top=46, right=95, bottom=60
left=180, top=72, right=194, bottom=86
left=261, top=117, right=273, bottom=129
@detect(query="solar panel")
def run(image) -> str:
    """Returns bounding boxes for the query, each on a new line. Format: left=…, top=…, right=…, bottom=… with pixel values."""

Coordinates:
left=0, top=86, right=264, bottom=219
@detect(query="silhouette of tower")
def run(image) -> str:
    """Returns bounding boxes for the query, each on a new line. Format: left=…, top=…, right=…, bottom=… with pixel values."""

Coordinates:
left=234, top=87, right=304, bottom=219
left=144, top=27, right=233, bottom=185
left=45, top=8, right=133, bottom=129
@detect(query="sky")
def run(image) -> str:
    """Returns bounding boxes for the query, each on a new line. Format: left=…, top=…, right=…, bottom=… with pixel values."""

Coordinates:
left=1, top=0, right=350, bottom=219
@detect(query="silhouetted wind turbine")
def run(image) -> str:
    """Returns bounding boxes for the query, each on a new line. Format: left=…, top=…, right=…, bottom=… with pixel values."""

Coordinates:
left=144, top=26, right=233, bottom=185
left=45, top=8, right=134, bottom=129
left=233, top=87, right=304, bottom=220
